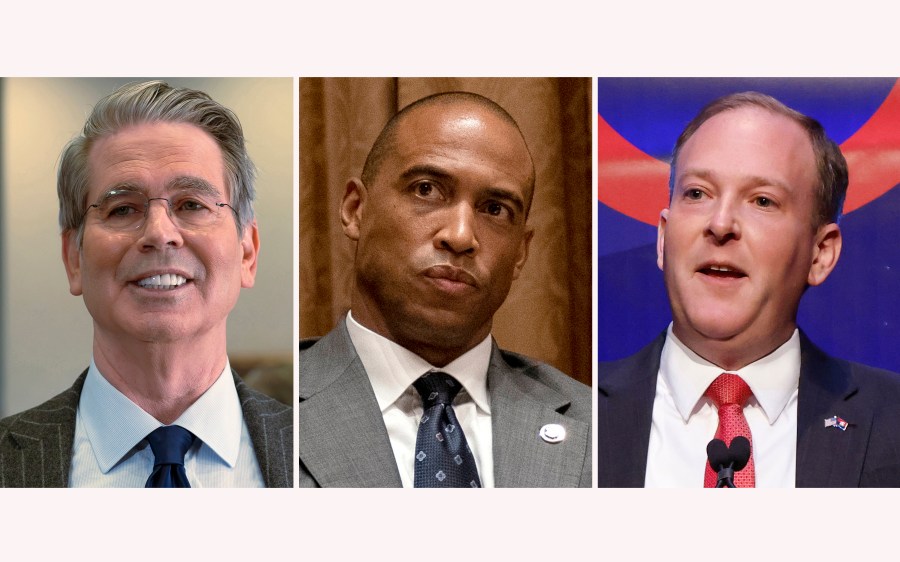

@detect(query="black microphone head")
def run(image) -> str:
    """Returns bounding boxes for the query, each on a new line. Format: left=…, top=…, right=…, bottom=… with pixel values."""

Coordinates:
left=729, top=436, right=752, bottom=471
left=706, top=438, right=730, bottom=470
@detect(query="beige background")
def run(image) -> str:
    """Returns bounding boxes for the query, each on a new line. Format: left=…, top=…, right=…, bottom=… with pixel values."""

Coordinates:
left=299, top=78, right=591, bottom=385
left=0, top=77, right=294, bottom=415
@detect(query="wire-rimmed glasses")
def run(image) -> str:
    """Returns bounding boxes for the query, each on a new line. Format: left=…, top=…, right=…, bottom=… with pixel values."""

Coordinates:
left=83, top=188, right=237, bottom=232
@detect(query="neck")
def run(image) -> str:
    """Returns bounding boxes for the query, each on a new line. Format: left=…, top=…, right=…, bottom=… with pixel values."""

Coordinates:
left=672, top=324, right=795, bottom=371
left=348, top=303, right=486, bottom=368
left=92, top=330, right=227, bottom=424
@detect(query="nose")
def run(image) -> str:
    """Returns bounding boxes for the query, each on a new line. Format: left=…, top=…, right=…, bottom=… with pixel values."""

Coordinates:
left=706, top=199, right=741, bottom=243
left=435, top=203, right=478, bottom=255
left=138, top=198, right=184, bottom=250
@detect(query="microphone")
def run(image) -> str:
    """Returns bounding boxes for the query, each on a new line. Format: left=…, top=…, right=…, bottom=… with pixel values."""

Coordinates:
left=706, top=436, right=752, bottom=488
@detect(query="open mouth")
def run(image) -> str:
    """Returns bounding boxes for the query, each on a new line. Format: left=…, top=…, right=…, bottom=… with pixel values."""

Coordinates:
left=698, top=264, right=747, bottom=279
left=137, top=273, right=188, bottom=290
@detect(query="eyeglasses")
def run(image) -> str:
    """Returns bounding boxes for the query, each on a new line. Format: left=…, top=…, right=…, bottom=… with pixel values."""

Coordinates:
left=84, top=189, right=237, bottom=232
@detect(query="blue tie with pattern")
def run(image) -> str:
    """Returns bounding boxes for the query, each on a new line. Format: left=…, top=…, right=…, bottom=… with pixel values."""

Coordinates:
left=145, top=425, right=196, bottom=488
left=413, top=372, right=482, bottom=488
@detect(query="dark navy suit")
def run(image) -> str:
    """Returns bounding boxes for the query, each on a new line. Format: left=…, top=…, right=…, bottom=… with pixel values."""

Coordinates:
left=598, top=331, right=900, bottom=487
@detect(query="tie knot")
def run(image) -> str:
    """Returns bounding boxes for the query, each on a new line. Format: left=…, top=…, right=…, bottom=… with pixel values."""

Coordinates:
left=146, top=425, right=196, bottom=467
left=413, top=372, right=462, bottom=407
left=705, top=373, right=753, bottom=408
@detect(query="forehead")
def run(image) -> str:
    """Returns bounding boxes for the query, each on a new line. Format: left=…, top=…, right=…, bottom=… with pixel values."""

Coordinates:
left=677, top=106, right=817, bottom=190
left=386, top=103, right=533, bottom=196
left=87, top=121, right=226, bottom=198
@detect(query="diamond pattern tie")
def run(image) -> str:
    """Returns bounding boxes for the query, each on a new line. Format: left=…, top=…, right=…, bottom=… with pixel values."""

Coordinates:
left=413, top=372, right=482, bottom=488
left=704, top=373, right=756, bottom=488
left=145, top=425, right=196, bottom=488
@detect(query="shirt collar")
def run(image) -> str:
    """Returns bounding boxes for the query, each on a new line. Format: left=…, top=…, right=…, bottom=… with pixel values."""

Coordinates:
left=79, top=358, right=243, bottom=473
left=345, top=311, right=492, bottom=414
left=659, top=323, right=800, bottom=425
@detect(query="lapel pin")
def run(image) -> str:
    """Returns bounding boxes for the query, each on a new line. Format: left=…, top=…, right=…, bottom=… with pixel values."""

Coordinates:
left=824, top=415, right=849, bottom=431
left=539, top=423, right=566, bottom=443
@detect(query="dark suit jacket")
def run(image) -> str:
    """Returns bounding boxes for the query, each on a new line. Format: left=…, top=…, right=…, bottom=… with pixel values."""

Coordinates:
left=298, top=321, right=592, bottom=487
left=598, top=331, right=900, bottom=487
left=0, top=370, right=293, bottom=487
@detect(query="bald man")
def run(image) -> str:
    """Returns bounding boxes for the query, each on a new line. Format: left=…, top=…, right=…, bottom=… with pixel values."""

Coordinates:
left=298, top=92, right=591, bottom=488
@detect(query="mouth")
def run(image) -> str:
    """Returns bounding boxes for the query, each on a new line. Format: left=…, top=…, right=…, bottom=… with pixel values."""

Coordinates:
left=136, top=273, right=189, bottom=291
left=422, top=265, right=478, bottom=288
left=697, top=263, right=748, bottom=280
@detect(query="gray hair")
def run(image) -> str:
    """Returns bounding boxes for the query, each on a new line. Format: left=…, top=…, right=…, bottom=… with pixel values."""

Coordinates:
left=58, top=80, right=256, bottom=245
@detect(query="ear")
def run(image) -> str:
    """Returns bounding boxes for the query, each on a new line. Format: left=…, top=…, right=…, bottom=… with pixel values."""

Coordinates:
left=340, top=178, right=367, bottom=242
left=240, top=220, right=260, bottom=288
left=807, top=222, right=842, bottom=286
left=61, top=229, right=83, bottom=296
left=511, top=226, right=534, bottom=280
left=656, top=208, right=669, bottom=272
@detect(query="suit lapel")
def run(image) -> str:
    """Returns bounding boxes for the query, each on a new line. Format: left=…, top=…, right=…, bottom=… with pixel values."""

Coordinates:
left=795, top=333, right=869, bottom=487
left=298, top=324, right=402, bottom=487
left=0, top=372, right=84, bottom=488
left=234, top=372, right=293, bottom=488
left=490, top=346, right=590, bottom=488
left=596, top=334, right=663, bottom=487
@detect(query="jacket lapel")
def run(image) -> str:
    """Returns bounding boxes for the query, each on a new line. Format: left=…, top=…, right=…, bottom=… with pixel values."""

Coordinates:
left=596, top=334, right=663, bottom=487
left=795, top=333, right=868, bottom=487
left=234, top=372, right=293, bottom=488
left=490, top=346, right=590, bottom=488
left=298, top=324, right=402, bottom=487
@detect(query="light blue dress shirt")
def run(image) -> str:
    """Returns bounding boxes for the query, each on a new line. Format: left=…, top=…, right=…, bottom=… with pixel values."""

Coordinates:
left=69, top=359, right=265, bottom=487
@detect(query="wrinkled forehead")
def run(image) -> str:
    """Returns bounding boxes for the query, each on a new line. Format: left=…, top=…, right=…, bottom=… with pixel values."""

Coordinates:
left=86, top=121, right=227, bottom=199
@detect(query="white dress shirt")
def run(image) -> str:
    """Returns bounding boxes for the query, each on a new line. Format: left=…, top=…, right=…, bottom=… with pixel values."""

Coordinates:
left=69, top=359, right=265, bottom=487
left=346, top=311, right=494, bottom=488
left=645, top=324, right=799, bottom=488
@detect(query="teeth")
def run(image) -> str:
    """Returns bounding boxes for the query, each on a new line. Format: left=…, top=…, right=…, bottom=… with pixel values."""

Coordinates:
left=138, top=274, right=187, bottom=290
left=709, top=265, right=733, bottom=272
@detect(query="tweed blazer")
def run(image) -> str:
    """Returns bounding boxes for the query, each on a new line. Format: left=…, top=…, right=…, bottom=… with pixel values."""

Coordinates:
left=0, top=370, right=293, bottom=487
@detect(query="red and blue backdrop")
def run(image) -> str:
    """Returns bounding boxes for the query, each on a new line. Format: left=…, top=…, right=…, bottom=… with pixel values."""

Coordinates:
left=598, top=77, right=900, bottom=371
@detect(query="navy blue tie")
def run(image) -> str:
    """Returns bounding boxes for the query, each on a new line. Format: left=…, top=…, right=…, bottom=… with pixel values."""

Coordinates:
left=145, top=425, right=196, bottom=488
left=413, top=372, right=482, bottom=488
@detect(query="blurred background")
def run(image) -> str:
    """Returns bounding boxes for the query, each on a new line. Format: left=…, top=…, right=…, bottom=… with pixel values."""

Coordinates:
left=0, top=77, right=294, bottom=415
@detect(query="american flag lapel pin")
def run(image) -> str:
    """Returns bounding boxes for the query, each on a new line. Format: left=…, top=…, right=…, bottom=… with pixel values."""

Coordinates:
left=824, top=415, right=849, bottom=431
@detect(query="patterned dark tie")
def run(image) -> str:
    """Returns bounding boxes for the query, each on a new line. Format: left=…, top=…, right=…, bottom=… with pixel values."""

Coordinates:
left=412, top=372, right=482, bottom=488
left=145, top=425, right=196, bottom=488
left=703, top=373, right=756, bottom=488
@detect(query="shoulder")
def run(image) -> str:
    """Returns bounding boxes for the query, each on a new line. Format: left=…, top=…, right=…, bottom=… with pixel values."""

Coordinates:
left=493, top=346, right=591, bottom=414
left=799, top=332, right=900, bottom=399
left=597, top=332, right=666, bottom=394
left=0, top=374, right=83, bottom=436
left=234, top=373, right=292, bottom=418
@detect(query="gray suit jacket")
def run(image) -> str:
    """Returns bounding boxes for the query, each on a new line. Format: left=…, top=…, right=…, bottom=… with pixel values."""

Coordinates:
left=598, top=331, right=900, bottom=487
left=298, top=321, right=591, bottom=487
left=0, top=370, right=294, bottom=488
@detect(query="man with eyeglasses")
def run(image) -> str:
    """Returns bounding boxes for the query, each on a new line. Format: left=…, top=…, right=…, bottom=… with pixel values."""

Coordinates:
left=0, top=81, right=292, bottom=487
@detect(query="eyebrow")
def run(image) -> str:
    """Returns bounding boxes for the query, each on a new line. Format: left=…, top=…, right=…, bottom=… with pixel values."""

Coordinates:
left=678, top=168, right=792, bottom=192
left=400, top=164, right=527, bottom=215
left=100, top=176, right=223, bottom=199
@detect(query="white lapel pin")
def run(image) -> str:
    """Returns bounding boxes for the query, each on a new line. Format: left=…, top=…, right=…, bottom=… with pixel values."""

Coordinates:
left=824, top=415, right=849, bottom=431
left=539, top=423, right=566, bottom=443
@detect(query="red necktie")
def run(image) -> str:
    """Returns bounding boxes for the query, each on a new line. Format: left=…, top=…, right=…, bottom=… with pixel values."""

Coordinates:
left=704, top=373, right=755, bottom=488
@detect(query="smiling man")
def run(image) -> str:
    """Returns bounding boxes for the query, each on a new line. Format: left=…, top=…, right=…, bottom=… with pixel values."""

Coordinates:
left=298, top=92, right=591, bottom=488
left=598, top=92, right=900, bottom=488
left=0, top=81, right=292, bottom=487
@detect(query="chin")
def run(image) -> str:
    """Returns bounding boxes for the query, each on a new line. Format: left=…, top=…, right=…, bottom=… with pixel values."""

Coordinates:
left=680, top=309, right=754, bottom=343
